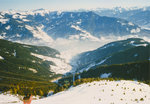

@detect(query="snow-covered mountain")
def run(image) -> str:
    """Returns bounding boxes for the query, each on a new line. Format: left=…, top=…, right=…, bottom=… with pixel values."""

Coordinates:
left=0, top=9, right=150, bottom=43
left=94, top=6, right=150, bottom=29
left=0, top=10, right=53, bottom=45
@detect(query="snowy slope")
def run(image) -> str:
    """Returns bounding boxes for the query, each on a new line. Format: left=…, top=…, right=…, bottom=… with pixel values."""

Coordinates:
left=72, top=38, right=150, bottom=72
left=70, top=25, right=100, bottom=41
left=1, top=80, right=150, bottom=104
left=30, top=80, right=150, bottom=104
left=0, top=94, right=21, bottom=104
left=31, top=53, right=72, bottom=74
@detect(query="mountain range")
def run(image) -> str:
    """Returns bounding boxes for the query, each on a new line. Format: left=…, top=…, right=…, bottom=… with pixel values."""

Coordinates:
left=94, top=6, right=150, bottom=29
left=0, top=9, right=150, bottom=44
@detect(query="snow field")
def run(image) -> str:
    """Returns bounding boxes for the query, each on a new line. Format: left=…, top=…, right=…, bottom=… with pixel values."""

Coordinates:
left=31, top=80, right=150, bottom=104
left=0, top=94, right=21, bottom=104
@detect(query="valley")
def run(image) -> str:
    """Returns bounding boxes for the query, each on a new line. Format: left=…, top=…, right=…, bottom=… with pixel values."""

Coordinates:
left=0, top=5, right=150, bottom=104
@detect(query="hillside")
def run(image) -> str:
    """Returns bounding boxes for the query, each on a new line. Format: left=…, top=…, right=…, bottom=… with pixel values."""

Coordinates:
left=59, top=60, right=150, bottom=88
left=80, top=61, right=150, bottom=81
left=72, top=38, right=150, bottom=72
left=0, top=39, right=71, bottom=96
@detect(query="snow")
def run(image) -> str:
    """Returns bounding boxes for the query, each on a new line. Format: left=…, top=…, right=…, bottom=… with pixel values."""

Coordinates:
left=129, top=40, right=148, bottom=47
left=18, top=15, right=26, bottom=19
left=70, top=13, right=73, bottom=18
left=23, top=45, right=31, bottom=48
left=5, top=25, right=11, bottom=30
left=128, top=22, right=134, bottom=26
left=121, top=22, right=126, bottom=26
left=136, top=44, right=148, bottom=47
left=126, top=28, right=129, bottom=31
left=12, top=14, right=26, bottom=19
left=117, top=21, right=126, bottom=26
left=3, top=9, right=51, bottom=18
left=0, top=56, right=4, bottom=60
left=31, top=80, right=150, bottom=104
left=134, top=54, right=138, bottom=57
left=80, top=63, right=96, bottom=72
left=130, top=28, right=141, bottom=33
left=0, top=33, right=6, bottom=39
left=28, top=68, right=37, bottom=73
left=25, top=25, right=53, bottom=43
left=101, top=43, right=114, bottom=49
left=96, top=56, right=111, bottom=65
left=56, top=11, right=62, bottom=15
left=76, top=19, right=82, bottom=24
left=0, top=15, right=3, bottom=18
left=117, top=21, right=135, bottom=26
left=100, top=73, right=111, bottom=78
left=32, top=9, right=51, bottom=16
left=130, top=41, right=135, bottom=44
left=0, top=94, right=21, bottom=104
left=16, top=20, right=23, bottom=23
left=0, top=18, right=9, bottom=24
left=16, top=34, right=21, bottom=37
left=140, top=40, right=146, bottom=42
left=71, top=25, right=82, bottom=31
left=12, top=14, right=19, bottom=19
left=22, top=19, right=30, bottom=22
left=79, top=56, right=111, bottom=73
left=1, top=80, right=150, bottom=104
left=70, top=25, right=100, bottom=41
left=131, top=43, right=148, bottom=47
left=2, top=32, right=6, bottom=35
left=13, top=50, right=16, bottom=57
left=31, top=53, right=72, bottom=74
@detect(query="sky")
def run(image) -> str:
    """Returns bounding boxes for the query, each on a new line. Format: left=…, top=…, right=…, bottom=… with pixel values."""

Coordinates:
left=0, top=0, right=150, bottom=11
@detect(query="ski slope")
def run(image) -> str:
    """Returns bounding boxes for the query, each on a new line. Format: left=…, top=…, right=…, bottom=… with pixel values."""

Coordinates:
left=32, top=80, right=150, bottom=104
left=1, top=80, right=150, bottom=104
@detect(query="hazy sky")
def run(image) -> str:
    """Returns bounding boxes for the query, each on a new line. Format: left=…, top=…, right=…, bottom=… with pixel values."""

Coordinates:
left=0, top=0, right=150, bottom=11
